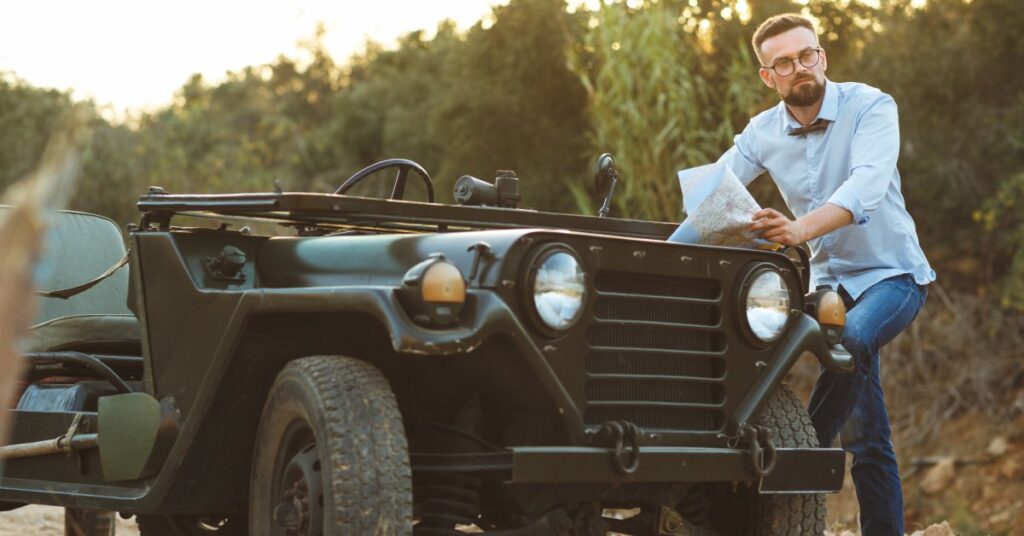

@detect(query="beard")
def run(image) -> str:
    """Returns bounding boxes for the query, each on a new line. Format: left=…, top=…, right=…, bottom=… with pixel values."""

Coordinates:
left=782, top=75, right=825, bottom=107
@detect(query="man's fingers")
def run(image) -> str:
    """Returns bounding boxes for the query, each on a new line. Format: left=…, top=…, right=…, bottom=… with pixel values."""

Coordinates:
left=750, top=214, right=782, bottom=231
left=763, top=225, right=795, bottom=240
left=763, top=228, right=802, bottom=246
left=755, top=218, right=786, bottom=233
left=752, top=208, right=780, bottom=220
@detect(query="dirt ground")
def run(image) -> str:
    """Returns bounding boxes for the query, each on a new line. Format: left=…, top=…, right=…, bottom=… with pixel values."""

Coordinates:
left=822, top=410, right=1023, bottom=536
left=0, top=505, right=139, bottom=535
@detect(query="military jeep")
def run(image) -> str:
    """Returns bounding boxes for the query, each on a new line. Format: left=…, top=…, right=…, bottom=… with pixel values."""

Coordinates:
left=1, top=158, right=853, bottom=535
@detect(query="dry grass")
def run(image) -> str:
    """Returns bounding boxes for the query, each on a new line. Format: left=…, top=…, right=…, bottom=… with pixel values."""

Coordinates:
left=884, top=286, right=1024, bottom=447
left=787, top=285, right=1024, bottom=449
left=785, top=285, right=1024, bottom=533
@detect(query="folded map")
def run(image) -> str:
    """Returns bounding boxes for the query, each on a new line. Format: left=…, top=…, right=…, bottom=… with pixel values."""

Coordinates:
left=667, top=162, right=767, bottom=248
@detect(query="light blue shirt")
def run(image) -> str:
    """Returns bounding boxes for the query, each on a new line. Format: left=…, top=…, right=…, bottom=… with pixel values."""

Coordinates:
left=718, top=80, right=935, bottom=299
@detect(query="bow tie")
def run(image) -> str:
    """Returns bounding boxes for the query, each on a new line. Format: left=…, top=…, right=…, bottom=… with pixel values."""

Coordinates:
left=789, top=119, right=830, bottom=136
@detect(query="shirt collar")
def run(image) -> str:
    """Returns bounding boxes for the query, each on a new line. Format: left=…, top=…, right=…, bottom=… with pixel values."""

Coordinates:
left=818, top=79, right=838, bottom=122
left=779, top=79, right=837, bottom=134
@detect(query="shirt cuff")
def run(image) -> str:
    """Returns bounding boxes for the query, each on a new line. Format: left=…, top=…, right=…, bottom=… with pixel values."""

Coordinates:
left=827, top=191, right=870, bottom=226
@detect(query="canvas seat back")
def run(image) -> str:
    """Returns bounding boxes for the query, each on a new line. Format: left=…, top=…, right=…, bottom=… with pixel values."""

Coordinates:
left=1, top=206, right=137, bottom=353
left=30, top=209, right=132, bottom=324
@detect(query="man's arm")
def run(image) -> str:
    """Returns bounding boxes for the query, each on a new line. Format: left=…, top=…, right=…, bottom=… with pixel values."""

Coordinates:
left=748, top=92, right=900, bottom=245
left=718, top=121, right=766, bottom=186
left=749, top=204, right=853, bottom=246
left=826, top=93, right=901, bottom=226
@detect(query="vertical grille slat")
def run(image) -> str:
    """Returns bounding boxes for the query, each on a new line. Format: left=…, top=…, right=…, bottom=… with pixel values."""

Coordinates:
left=583, top=270, right=727, bottom=432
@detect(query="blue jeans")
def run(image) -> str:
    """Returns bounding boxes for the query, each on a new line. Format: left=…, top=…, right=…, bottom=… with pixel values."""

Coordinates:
left=807, top=274, right=928, bottom=536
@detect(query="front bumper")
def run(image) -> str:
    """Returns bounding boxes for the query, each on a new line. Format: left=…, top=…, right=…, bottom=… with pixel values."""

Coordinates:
left=412, top=446, right=845, bottom=494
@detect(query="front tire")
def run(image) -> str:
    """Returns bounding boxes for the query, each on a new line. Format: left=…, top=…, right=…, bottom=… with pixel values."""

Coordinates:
left=250, top=355, right=412, bottom=536
left=753, top=384, right=827, bottom=535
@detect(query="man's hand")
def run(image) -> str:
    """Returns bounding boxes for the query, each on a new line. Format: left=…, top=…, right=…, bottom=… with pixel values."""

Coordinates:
left=749, top=208, right=808, bottom=246
left=749, top=204, right=855, bottom=246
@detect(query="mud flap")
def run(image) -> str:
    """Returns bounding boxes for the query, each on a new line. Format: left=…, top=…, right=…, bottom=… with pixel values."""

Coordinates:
left=97, top=393, right=180, bottom=481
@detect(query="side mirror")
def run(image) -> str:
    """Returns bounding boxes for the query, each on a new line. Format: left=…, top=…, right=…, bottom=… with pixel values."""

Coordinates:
left=593, top=153, right=621, bottom=218
left=594, top=153, right=615, bottom=191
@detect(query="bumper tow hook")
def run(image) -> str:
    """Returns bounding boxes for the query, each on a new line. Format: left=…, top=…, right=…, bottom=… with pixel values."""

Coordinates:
left=740, top=424, right=778, bottom=478
left=595, top=420, right=640, bottom=476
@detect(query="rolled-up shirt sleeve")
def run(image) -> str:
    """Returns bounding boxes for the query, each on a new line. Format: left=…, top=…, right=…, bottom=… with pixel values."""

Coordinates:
left=826, top=94, right=900, bottom=225
left=717, top=122, right=765, bottom=186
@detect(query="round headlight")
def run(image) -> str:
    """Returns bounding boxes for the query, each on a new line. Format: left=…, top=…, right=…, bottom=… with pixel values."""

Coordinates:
left=530, top=248, right=586, bottom=332
left=744, top=268, right=791, bottom=342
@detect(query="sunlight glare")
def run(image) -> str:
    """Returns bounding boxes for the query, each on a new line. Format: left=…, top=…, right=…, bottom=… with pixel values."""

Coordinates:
left=735, top=0, right=751, bottom=23
left=697, top=18, right=714, bottom=53
left=0, top=0, right=510, bottom=113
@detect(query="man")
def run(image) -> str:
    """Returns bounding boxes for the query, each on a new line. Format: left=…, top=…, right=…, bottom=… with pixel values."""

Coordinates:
left=718, top=13, right=935, bottom=536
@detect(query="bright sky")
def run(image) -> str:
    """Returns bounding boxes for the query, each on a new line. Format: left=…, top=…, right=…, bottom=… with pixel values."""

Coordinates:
left=0, top=1, right=512, bottom=113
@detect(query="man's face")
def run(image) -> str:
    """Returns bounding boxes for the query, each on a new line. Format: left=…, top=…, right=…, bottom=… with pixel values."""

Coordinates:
left=758, top=27, right=827, bottom=107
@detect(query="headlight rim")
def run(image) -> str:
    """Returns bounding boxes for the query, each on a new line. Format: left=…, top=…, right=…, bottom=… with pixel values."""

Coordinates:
left=521, top=243, right=587, bottom=338
left=737, top=263, right=794, bottom=347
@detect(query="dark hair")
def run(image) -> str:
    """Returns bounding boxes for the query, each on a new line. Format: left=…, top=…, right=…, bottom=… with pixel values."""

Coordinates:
left=751, top=14, right=817, bottom=64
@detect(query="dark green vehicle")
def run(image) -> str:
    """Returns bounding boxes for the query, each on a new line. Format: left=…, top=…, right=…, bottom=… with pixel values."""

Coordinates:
left=1, top=158, right=854, bottom=535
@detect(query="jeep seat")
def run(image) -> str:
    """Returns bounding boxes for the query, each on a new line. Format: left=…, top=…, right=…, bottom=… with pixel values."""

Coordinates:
left=11, top=208, right=139, bottom=354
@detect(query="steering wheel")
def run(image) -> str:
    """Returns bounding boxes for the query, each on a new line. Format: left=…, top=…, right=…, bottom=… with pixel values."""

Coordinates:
left=334, top=159, right=434, bottom=202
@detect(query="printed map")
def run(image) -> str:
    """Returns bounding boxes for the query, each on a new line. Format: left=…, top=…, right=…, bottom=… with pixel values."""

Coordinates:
left=669, top=163, right=764, bottom=248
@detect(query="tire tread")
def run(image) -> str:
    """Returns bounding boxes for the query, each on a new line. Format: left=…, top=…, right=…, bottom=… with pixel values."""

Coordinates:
left=266, top=355, right=412, bottom=535
left=756, top=384, right=828, bottom=535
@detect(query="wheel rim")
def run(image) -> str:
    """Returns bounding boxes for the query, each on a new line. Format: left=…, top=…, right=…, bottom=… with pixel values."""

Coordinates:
left=271, top=421, right=324, bottom=536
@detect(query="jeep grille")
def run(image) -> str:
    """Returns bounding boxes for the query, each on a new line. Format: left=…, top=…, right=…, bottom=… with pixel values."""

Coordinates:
left=583, top=271, right=725, bottom=432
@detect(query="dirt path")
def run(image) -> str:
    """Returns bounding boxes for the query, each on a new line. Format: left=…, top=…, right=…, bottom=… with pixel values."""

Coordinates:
left=0, top=505, right=139, bottom=535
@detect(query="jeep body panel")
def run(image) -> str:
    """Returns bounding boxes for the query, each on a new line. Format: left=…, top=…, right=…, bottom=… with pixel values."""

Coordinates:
left=1, top=192, right=847, bottom=516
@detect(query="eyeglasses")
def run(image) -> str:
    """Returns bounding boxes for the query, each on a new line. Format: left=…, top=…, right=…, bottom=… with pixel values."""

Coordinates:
left=763, top=47, right=822, bottom=77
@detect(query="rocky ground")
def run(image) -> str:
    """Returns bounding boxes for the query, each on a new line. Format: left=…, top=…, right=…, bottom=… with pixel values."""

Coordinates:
left=821, top=410, right=1023, bottom=536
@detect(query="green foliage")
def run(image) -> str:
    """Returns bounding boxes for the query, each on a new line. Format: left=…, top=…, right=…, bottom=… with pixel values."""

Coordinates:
left=0, top=73, right=75, bottom=190
left=432, top=0, right=590, bottom=212
left=977, top=167, right=1024, bottom=309
left=574, top=0, right=1024, bottom=305
left=571, top=1, right=767, bottom=221
left=2, top=0, right=1024, bottom=306
left=851, top=0, right=1024, bottom=301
